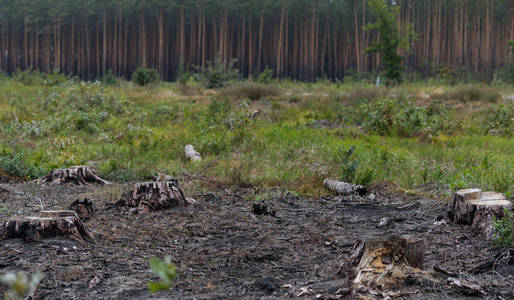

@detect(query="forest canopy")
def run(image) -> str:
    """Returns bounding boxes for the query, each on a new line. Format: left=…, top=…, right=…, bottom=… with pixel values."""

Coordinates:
left=0, top=0, right=512, bottom=81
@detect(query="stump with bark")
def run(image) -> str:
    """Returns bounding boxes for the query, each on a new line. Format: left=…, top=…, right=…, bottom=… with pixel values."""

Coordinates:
left=450, top=189, right=511, bottom=238
left=69, top=199, right=95, bottom=221
left=323, top=179, right=367, bottom=196
left=41, top=166, right=109, bottom=185
left=0, top=186, right=10, bottom=201
left=340, top=235, right=436, bottom=295
left=118, top=181, right=194, bottom=213
left=0, top=210, right=92, bottom=242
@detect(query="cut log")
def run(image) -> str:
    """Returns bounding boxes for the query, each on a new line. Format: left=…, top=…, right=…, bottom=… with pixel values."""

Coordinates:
left=185, top=145, right=202, bottom=162
left=69, top=199, right=95, bottom=221
left=0, top=210, right=92, bottom=242
left=450, top=189, right=511, bottom=237
left=323, top=178, right=367, bottom=196
left=340, top=235, right=435, bottom=295
left=118, top=181, right=194, bottom=213
left=41, top=166, right=109, bottom=185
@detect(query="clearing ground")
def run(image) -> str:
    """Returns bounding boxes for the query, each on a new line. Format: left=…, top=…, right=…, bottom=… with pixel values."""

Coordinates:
left=1, top=179, right=512, bottom=299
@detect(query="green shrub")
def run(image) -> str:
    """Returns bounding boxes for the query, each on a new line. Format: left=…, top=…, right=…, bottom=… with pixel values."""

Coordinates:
left=13, top=69, right=70, bottom=87
left=491, top=209, right=513, bottom=248
left=43, top=71, right=69, bottom=86
left=13, top=69, right=45, bottom=86
left=195, top=55, right=239, bottom=89
left=482, top=103, right=513, bottom=136
left=220, top=82, right=281, bottom=101
left=257, top=66, right=273, bottom=84
left=359, top=99, right=452, bottom=137
left=102, top=69, right=118, bottom=85
left=497, top=56, right=514, bottom=84
left=0, top=153, right=45, bottom=180
left=438, top=85, right=501, bottom=103
left=132, top=66, right=160, bottom=86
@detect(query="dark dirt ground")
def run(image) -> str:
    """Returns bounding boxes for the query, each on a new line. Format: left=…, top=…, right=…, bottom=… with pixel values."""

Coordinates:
left=0, top=179, right=513, bottom=299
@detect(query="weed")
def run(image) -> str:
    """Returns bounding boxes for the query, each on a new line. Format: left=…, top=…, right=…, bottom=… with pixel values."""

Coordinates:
left=0, top=271, right=43, bottom=300
left=148, top=256, right=177, bottom=293
left=357, top=168, right=375, bottom=186
left=491, top=209, right=513, bottom=248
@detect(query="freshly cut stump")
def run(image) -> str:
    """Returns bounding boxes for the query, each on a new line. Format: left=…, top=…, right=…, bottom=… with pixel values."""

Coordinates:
left=118, top=181, right=193, bottom=213
left=450, top=189, right=511, bottom=237
left=341, top=235, right=435, bottom=295
left=0, top=210, right=92, bottom=242
left=41, top=166, right=109, bottom=185
left=323, top=178, right=367, bottom=196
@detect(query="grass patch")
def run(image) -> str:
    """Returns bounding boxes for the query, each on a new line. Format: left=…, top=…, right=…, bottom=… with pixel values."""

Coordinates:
left=0, top=78, right=512, bottom=198
left=220, top=82, right=282, bottom=100
left=434, top=84, right=502, bottom=103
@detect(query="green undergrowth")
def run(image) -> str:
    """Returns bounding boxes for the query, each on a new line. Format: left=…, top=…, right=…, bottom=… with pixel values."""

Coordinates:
left=0, top=78, right=512, bottom=198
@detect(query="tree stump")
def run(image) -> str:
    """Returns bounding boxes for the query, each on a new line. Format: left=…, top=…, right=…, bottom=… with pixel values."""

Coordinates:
left=41, top=166, right=109, bottom=185
left=0, top=186, right=10, bottom=201
left=118, top=181, right=194, bottom=213
left=340, top=235, right=434, bottom=294
left=0, top=210, right=92, bottom=242
left=323, top=179, right=367, bottom=196
left=69, top=199, right=95, bottom=221
left=450, top=189, right=511, bottom=237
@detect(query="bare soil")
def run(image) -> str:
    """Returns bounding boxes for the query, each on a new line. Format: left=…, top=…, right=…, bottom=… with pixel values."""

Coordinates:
left=0, top=180, right=512, bottom=299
